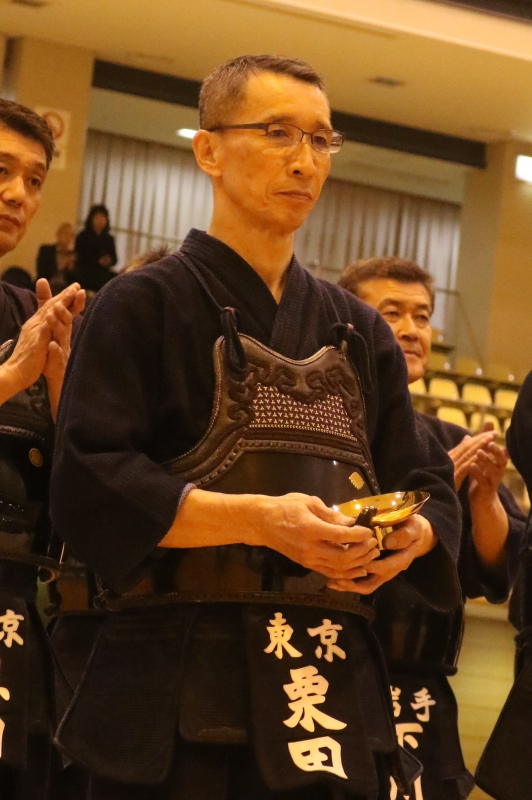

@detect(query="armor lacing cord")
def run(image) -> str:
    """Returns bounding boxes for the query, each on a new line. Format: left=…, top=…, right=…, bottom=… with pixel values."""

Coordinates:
left=181, top=253, right=249, bottom=374
left=220, top=307, right=248, bottom=374
left=329, top=322, right=375, bottom=396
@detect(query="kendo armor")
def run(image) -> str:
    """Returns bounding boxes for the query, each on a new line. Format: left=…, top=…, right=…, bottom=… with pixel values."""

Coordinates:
left=102, top=328, right=380, bottom=618
left=0, top=337, right=56, bottom=585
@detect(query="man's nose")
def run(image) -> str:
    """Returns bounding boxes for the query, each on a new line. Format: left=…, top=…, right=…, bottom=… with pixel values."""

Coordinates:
left=2, top=175, right=26, bottom=206
left=398, top=315, right=419, bottom=338
left=290, top=136, right=319, bottom=176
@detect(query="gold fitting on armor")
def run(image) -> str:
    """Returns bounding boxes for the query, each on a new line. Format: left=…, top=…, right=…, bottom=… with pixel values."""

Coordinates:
left=29, top=448, right=44, bottom=467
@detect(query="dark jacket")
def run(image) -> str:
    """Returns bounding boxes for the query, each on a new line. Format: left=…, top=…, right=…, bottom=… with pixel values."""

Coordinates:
left=74, top=228, right=117, bottom=292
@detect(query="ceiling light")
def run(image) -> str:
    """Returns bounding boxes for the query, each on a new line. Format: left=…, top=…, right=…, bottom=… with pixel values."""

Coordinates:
left=9, top=0, right=49, bottom=5
left=516, top=155, right=532, bottom=182
left=176, top=128, right=197, bottom=140
left=369, top=77, right=405, bottom=88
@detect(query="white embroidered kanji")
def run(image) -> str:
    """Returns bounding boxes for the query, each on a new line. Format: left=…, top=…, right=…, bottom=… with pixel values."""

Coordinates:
left=283, top=666, right=347, bottom=733
left=411, top=688, right=436, bottom=722
left=264, top=612, right=302, bottom=660
left=0, top=610, right=24, bottom=648
left=390, top=686, right=401, bottom=719
left=288, top=736, right=347, bottom=780
left=307, top=619, right=346, bottom=662
left=0, top=687, right=10, bottom=758
left=395, top=721, right=423, bottom=750
left=390, top=722, right=425, bottom=800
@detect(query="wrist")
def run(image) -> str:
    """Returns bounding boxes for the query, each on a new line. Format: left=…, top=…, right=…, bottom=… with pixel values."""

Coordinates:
left=0, top=361, right=24, bottom=402
left=469, top=488, right=499, bottom=512
left=417, top=515, right=437, bottom=556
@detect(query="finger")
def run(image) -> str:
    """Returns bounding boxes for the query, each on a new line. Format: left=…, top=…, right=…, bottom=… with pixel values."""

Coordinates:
left=42, top=283, right=81, bottom=313
left=319, top=522, right=379, bottom=546
left=35, top=278, right=52, bottom=308
left=71, top=289, right=86, bottom=316
left=382, top=528, right=419, bottom=550
left=454, top=452, right=481, bottom=485
left=448, top=435, right=473, bottom=460
left=310, top=497, right=359, bottom=528
left=477, top=448, right=506, bottom=474
left=327, top=578, right=368, bottom=593
left=47, top=340, right=64, bottom=360
left=314, top=540, right=380, bottom=571
left=341, top=574, right=385, bottom=594
left=461, top=432, right=496, bottom=457
left=485, top=442, right=508, bottom=467
left=482, top=420, right=496, bottom=432
left=321, top=544, right=381, bottom=570
left=47, top=302, right=72, bottom=325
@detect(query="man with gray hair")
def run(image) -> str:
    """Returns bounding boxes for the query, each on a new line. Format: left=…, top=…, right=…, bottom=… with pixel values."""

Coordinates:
left=340, top=255, right=525, bottom=800
left=51, top=56, right=461, bottom=799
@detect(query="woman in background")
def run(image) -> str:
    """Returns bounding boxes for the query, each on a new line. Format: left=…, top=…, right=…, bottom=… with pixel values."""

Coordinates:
left=36, top=222, right=76, bottom=294
left=75, top=205, right=117, bottom=292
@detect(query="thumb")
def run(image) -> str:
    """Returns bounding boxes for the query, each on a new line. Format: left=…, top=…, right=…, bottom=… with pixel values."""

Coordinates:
left=36, top=278, right=52, bottom=308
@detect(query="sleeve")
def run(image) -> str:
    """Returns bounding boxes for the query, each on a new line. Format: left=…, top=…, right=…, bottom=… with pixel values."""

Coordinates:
left=74, top=231, right=88, bottom=270
left=50, top=275, right=189, bottom=592
left=367, top=313, right=462, bottom=611
left=36, top=246, right=53, bottom=281
left=459, top=481, right=528, bottom=603
left=107, top=234, right=118, bottom=268
left=507, top=371, right=532, bottom=493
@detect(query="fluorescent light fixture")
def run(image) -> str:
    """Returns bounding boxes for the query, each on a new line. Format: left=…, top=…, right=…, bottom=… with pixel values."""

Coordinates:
left=516, top=155, right=532, bottom=182
left=176, top=128, right=197, bottom=139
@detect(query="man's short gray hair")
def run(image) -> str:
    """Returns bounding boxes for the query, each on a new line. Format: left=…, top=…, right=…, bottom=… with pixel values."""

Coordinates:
left=199, top=54, right=326, bottom=131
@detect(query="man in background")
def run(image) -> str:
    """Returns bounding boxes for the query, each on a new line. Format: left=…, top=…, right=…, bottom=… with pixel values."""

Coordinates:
left=0, top=98, right=84, bottom=799
left=340, top=256, right=526, bottom=800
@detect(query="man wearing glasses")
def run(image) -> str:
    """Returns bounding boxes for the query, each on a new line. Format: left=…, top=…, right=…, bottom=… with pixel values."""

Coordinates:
left=51, top=55, right=460, bottom=799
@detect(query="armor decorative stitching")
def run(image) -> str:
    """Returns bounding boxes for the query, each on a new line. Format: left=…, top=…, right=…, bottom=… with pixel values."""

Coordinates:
left=250, top=385, right=356, bottom=441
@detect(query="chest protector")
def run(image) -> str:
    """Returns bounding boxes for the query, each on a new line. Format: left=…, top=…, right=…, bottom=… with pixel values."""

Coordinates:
left=106, top=329, right=379, bottom=617
left=0, top=338, right=56, bottom=583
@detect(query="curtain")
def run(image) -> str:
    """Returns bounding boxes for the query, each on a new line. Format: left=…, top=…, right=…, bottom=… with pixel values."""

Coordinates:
left=79, top=130, right=213, bottom=269
left=79, top=129, right=461, bottom=327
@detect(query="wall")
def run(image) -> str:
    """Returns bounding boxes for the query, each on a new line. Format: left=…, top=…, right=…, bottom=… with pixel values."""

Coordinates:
left=1, top=38, right=93, bottom=275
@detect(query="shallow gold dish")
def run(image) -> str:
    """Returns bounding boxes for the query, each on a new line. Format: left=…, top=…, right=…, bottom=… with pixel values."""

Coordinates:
left=335, top=491, right=430, bottom=548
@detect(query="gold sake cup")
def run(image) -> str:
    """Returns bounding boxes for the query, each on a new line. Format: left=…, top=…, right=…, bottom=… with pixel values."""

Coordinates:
left=334, top=490, right=430, bottom=549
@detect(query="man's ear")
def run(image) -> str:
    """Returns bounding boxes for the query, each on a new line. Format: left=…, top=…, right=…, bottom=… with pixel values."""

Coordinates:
left=193, top=130, right=223, bottom=178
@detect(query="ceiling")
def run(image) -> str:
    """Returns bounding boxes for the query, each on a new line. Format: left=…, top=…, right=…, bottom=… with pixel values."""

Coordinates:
left=2, top=0, right=532, bottom=146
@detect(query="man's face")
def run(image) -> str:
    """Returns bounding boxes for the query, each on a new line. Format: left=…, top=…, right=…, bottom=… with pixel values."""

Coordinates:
left=207, top=72, right=332, bottom=234
left=0, top=126, right=46, bottom=257
left=357, top=278, right=432, bottom=383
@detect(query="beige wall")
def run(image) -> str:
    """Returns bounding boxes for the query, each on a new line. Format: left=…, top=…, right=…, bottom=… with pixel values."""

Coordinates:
left=1, top=38, right=93, bottom=275
left=456, top=139, right=532, bottom=378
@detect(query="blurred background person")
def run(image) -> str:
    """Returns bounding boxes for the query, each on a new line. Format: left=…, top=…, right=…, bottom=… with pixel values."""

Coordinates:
left=1, top=265, right=33, bottom=290
left=474, top=370, right=532, bottom=800
left=36, top=222, right=76, bottom=294
left=339, top=256, right=526, bottom=800
left=74, top=204, right=117, bottom=292
left=120, top=244, right=170, bottom=274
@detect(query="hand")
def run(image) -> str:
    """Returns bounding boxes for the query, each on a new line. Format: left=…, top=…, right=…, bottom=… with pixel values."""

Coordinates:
left=327, top=513, right=436, bottom=594
left=36, top=278, right=85, bottom=317
left=1, top=283, right=85, bottom=411
left=253, top=493, right=381, bottom=581
left=469, top=441, right=508, bottom=505
left=163, top=490, right=380, bottom=582
left=98, top=255, right=112, bottom=268
left=36, top=280, right=86, bottom=420
left=448, top=429, right=497, bottom=491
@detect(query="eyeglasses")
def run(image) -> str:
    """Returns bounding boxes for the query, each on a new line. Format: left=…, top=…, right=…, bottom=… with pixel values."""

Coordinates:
left=208, top=122, right=345, bottom=154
